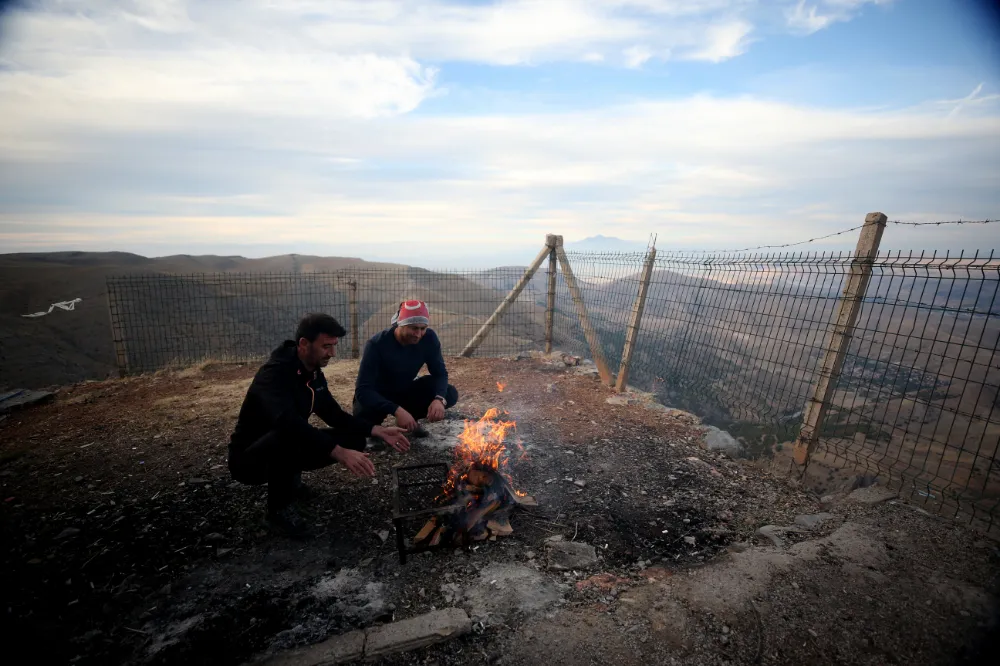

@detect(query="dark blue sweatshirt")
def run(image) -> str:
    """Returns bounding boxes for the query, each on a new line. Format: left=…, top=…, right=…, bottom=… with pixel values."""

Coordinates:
left=354, top=327, right=448, bottom=414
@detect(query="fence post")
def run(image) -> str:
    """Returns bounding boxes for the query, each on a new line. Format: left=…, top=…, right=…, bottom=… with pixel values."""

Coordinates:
left=105, top=282, right=128, bottom=377
left=554, top=243, right=614, bottom=386
left=349, top=279, right=360, bottom=360
left=615, top=246, right=657, bottom=392
left=545, top=236, right=559, bottom=354
left=793, top=212, right=887, bottom=468
left=461, top=237, right=556, bottom=357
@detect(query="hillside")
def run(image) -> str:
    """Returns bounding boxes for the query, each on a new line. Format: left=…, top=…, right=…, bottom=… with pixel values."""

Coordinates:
left=0, top=252, right=402, bottom=389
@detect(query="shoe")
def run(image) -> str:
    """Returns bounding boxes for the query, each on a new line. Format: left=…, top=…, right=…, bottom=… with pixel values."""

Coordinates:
left=411, top=424, right=430, bottom=438
left=265, top=504, right=313, bottom=539
left=293, top=480, right=318, bottom=503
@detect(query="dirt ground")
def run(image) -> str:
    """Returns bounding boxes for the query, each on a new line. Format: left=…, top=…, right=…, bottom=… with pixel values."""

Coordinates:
left=1, top=354, right=997, bottom=666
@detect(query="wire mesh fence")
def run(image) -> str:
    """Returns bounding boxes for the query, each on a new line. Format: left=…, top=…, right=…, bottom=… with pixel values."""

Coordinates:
left=560, top=249, right=999, bottom=533
left=107, top=267, right=545, bottom=373
left=106, top=245, right=999, bottom=533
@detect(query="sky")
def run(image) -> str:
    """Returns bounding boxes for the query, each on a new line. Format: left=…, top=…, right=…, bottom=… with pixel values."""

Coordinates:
left=1, top=0, right=999, bottom=268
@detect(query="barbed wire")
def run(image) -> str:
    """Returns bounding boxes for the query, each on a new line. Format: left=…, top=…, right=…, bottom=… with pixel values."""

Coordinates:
left=664, top=218, right=999, bottom=254
left=888, top=219, right=997, bottom=226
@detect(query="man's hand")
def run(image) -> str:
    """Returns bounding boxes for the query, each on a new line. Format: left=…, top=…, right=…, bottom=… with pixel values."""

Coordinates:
left=394, top=406, right=418, bottom=432
left=372, top=425, right=411, bottom=453
left=427, top=399, right=445, bottom=423
left=331, top=445, right=375, bottom=478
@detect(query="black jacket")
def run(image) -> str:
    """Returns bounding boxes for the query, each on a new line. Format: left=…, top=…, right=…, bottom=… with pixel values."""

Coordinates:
left=230, top=341, right=373, bottom=455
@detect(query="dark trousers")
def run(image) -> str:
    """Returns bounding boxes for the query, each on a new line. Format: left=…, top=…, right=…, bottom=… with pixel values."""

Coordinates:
left=228, top=428, right=366, bottom=511
left=353, top=375, right=459, bottom=426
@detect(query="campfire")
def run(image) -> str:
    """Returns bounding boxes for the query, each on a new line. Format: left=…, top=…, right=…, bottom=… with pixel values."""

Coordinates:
left=412, top=408, right=535, bottom=548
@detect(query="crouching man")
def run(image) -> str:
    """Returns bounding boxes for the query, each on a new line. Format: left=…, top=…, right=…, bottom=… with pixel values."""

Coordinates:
left=228, top=313, right=409, bottom=537
left=353, top=300, right=459, bottom=437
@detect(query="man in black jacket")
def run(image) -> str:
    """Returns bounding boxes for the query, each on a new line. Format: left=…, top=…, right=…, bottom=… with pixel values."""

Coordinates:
left=229, top=313, right=409, bottom=537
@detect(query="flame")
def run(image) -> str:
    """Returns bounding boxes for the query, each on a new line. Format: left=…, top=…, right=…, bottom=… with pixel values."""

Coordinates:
left=441, top=407, right=523, bottom=499
left=497, top=381, right=506, bottom=392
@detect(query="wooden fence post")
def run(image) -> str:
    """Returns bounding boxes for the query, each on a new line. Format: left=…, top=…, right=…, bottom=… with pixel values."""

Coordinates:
left=615, top=246, right=657, bottom=392
left=349, top=279, right=360, bottom=360
left=554, top=243, right=614, bottom=386
left=461, top=237, right=556, bottom=357
left=793, top=212, right=887, bottom=468
left=545, top=236, right=559, bottom=354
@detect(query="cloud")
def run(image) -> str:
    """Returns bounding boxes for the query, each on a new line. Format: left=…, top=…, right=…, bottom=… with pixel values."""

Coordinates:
left=2, top=89, right=997, bottom=256
left=0, top=0, right=995, bottom=262
left=682, top=20, right=754, bottom=62
left=623, top=45, right=654, bottom=68
left=786, top=0, right=891, bottom=35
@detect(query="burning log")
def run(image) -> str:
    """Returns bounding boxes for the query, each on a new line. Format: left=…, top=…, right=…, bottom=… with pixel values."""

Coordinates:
left=410, top=408, right=534, bottom=549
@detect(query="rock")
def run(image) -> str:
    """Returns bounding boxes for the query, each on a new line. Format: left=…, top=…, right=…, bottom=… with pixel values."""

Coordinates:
left=546, top=541, right=598, bottom=570
left=683, top=536, right=696, bottom=546
left=74, top=476, right=84, bottom=483
left=794, top=513, right=834, bottom=529
left=754, top=525, right=803, bottom=548
left=525, top=551, right=535, bottom=559
left=0, top=389, right=55, bottom=415
left=264, top=629, right=366, bottom=665
left=728, top=541, right=750, bottom=553
left=377, top=530, right=390, bottom=543
left=204, top=532, right=225, bottom=543
left=605, top=395, right=634, bottom=406
left=545, top=384, right=556, bottom=393
left=702, top=426, right=744, bottom=457
left=217, top=548, right=233, bottom=558
left=819, top=494, right=837, bottom=508
left=55, top=527, right=80, bottom=540
left=186, top=478, right=209, bottom=486
left=573, top=480, right=587, bottom=488
left=365, top=608, right=471, bottom=659
left=848, top=485, right=897, bottom=505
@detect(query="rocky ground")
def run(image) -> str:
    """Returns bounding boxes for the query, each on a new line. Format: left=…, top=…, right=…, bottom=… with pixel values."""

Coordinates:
left=0, top=353, right=997, bottom=666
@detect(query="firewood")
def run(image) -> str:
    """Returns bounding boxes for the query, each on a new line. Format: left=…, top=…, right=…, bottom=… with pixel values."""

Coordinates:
left=466, top=468, right=493, bottom=488
left=414, top=518, right=437, bottom=542
left=487, top=517, right=514, bottom=536
left=429, top=526, right=445, bottom=546
left=462, top=499, right=500, bottom=531
left=513, top=494, right=537, bottom=507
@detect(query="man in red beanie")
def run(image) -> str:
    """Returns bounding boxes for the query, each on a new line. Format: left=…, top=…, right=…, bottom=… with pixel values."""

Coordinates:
left=353, top=300, right=459, bottom=438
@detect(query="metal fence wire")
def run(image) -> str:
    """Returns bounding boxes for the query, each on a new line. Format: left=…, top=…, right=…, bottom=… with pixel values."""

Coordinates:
left=106, top=267, right=545, bottom=372
left=107, top=248, right=1000, bottom=533
left=559, top=249, right=999, bottom=534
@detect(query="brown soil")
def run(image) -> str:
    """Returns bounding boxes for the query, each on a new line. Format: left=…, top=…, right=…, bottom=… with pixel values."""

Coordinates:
left=0, top=356, right=997, bottom=666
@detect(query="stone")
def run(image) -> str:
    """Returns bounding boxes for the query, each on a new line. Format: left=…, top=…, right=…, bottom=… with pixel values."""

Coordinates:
left=573, top=479, right=587, bottom=488
left=217, top=548, right=233, bottom=558
left=754, top=525, right=803, bottom=548
left=365, top=608, right=470, bottom=659
left=819, top=494, right=837, bottom=508
left=683, top=536, right=696, bottom=546
left=0, top=389, right=55, bottom=414
left=605, top=395, right=633, bottom=406
left=702, top=426, right=744, bottom=457
left=204, top=532, right=225, bottom=543
left=848, top=485, right=897, bottom=505
left=794, top=513, right=835, bottom=529
left=186, top=478, right=210, bottom=486
left=55, top=527, right=80, bottom=540
left=546, top=540, right=598, bottom=570
left=727, top=541, right=750, bottom=553
left=263, top=629, right=365, bottom=665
